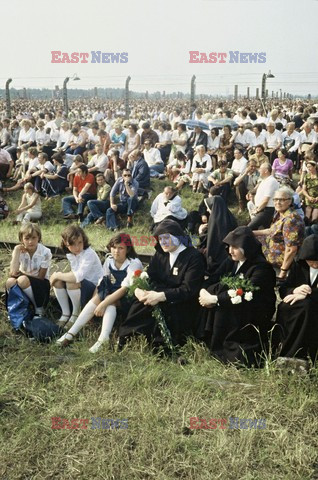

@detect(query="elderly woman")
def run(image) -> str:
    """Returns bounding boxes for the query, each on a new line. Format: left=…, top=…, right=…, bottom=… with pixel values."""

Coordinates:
left=275, top=234, right=318, bottom=363
left=301, top=159, right=318, bottom=224
left=118, top=220, right=205, bottom=348
left=253, top=186, right=305, bottom=280
left=199, top=226, right=276, bottom=366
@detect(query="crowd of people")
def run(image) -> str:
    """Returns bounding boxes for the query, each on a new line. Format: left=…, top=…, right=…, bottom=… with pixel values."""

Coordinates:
left=2, top=96, right=318, bottom=367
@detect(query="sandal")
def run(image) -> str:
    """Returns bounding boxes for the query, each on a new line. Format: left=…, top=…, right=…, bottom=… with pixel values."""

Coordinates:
left=56, top=332, right=75, bottom=347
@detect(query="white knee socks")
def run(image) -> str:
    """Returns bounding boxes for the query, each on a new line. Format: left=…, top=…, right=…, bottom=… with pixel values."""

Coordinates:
left=23, top=286, right=36, bottom=307
left=68, top=300, right=96, bottom=336
left=98, top=305, right=117, bottom=342
left=66, top=288, right=81, bottom=322
left=53, top=287, right=71, bottom=317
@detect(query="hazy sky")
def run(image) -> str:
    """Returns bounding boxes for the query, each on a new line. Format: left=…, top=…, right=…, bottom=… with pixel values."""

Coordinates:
left=1, top=0, right=318, bottom=96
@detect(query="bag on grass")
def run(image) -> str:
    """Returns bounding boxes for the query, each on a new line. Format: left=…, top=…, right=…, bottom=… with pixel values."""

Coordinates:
left=6, top=284, right=34, bottom=330
left=24, top=316, right=63, bottom=343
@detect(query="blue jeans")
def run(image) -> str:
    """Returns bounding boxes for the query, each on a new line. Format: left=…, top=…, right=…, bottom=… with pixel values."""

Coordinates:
left=149, top=163, right=165, bottom=178
left=106, top=197, right=139, bottom=229
left=81, top=199, right=110, bottom=226
left=62, top=193, right=96, bottom=217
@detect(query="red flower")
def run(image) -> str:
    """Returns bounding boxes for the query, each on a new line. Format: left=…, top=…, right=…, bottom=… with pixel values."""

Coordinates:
left=236, top=288, right=243, bottom=296
left=134, top=269, right=142, bottom=277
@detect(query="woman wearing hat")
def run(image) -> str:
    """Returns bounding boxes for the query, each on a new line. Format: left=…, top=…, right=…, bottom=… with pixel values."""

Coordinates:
left=275, top=234, right=318, bottom=363
left=301, top=159, right=318, bottom=224
left=199, top=226, right=276, bottom=366
left=118, top=219, right=205, bottom=348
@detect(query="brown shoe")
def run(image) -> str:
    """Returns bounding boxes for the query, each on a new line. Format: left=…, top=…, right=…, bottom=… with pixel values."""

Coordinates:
left=95, top=217, right=105, bottom=225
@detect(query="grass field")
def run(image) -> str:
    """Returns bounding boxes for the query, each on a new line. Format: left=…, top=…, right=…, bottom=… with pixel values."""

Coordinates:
left=1, top=180, right=317, bottom=480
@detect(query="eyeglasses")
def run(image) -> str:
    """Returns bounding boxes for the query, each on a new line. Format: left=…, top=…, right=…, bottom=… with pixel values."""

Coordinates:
left=273, top=198, right=290, bottom=202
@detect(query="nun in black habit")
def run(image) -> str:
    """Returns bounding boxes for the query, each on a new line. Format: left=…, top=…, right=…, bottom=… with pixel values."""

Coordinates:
left=118, top=220, right=205, bottom=347
left=275, top=234, right=318, bottom=363
left=199, top=226, right=276, bottom=366
left=200, top=195, right=237, bottom=272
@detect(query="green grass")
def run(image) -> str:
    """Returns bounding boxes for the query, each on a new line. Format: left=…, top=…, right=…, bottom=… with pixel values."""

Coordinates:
left=2, top=179, right=316, bottom=479
left=0, top=315, right=317, bottom=479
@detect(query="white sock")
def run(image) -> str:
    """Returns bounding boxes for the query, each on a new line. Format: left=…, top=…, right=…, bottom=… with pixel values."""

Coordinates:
left=53, top=287, right=71, bottom=316
left=68, top=300, right=96, bottom=336
left=97, top=305, right=117, bottom=343
left=23, top=286, right=36, bottom=308
left=66, top=288, right=81, bottom=317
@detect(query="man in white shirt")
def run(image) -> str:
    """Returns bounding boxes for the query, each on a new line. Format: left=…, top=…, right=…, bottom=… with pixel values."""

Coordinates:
left=143, top=140, right=164, bottom=178
left=265, top=121, right=282, bottom=163
left=87, top=143, right=108, bottom=174
left=231, top=148, right=248, bottom=177
left=248, top=162, right=279, bottom=230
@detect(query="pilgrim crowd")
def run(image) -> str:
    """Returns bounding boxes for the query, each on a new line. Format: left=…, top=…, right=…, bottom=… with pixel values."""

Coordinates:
left=1, top=97, right=318, bottom=366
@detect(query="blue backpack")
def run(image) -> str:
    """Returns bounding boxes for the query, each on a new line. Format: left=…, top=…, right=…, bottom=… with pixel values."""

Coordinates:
left=24, top=316, right=63, bottom=342
left=7, top=284, right=34, bottom=330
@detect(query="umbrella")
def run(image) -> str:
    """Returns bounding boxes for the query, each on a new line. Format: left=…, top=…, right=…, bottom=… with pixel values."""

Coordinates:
left=180, top=119, right=209, bottom=130
left=208, top=118, right=238, bottom=129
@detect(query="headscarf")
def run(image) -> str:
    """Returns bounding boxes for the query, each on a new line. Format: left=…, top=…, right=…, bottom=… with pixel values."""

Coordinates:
left=223, top=226, right=264, bottom=262
left=297, top=234, right=318, bottom=261
left=153, top=219, right=191, bottom=254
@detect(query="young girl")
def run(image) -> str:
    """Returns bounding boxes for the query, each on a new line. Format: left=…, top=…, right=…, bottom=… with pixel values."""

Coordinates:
left=50, top=225, right=103, bottom=328
left=56, top=233, right=143, bottom=353
left=6, top=223, right=52, bottom=316
left=14, top=182, right=42, bottom=224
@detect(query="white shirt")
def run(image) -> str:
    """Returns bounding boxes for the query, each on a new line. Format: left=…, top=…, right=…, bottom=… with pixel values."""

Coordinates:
left=150, top=192, right=187, bottom=223
left=169, top=244, right=187, bottom=269
left=144, top=148, right=163, bottom=167
left=57, top=129, right=71, bottom=148
left=281, top=130, right=300, bottom=152
left=253, top=132, right=266, bottom=147
left=207, top=135, right=220, bottom=150
left=101, top=256, right=143, bottom=288
left=255, top=175, right=280, bottom=208
left=37, top=161, right=55, bottom=173
left=19, top=243, right=52, bottom=279
left=35, top=129, right=50, bottom=145
left=19, top=128, right=36, bottom=143
left=87, top=153, right=108, bottom=172
left=265, top=130, right=282, bottom=149
left=232, top=157, right=248, bottom=175
left=299, top=130, right=317, bottom=145
left=66, top=247, right=103, bottom=285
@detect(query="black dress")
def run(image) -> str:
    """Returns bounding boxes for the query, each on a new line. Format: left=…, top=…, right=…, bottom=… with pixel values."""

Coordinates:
left=275, top=235, right=318, bottom=362
left=118, top=221, right=205, bottom=346
left=200, top=226, right=276, bottom=366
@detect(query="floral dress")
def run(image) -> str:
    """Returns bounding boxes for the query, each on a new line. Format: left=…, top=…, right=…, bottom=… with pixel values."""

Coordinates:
left=261, top=208, right=305, bottom=267
left=303, top=174, right=318, bottom=208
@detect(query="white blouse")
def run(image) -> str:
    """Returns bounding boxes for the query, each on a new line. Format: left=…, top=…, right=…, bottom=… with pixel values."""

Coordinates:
left=101, top=256, right=143, bottom=288
left=66, top=247, right=103, bottom=285
left=19, top=243, right=52, bottom=279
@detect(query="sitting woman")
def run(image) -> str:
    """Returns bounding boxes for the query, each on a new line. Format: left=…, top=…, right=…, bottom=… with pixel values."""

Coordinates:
left=56, top=233, right=142, bottom=351
left=118, top=220, right=205, bottom=348
left=50, top=225, right=103, bottom=328
left=253, top=186, right=305, bottom=280
left=6, top=223, right=52, bottom=316
left=275, top=234, right=318, bottom=363
left=14, top=182, right=42, bottom=224
left=301, top=159, right=318, bottom=225
left=272, top=148, right=294, bottom=185
left=199, top=226, right=276, bottom=366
